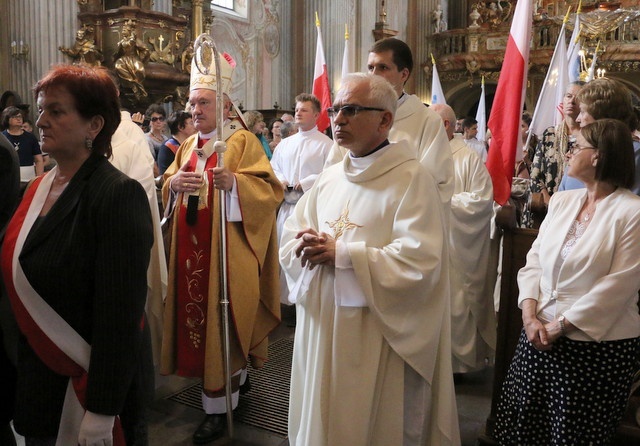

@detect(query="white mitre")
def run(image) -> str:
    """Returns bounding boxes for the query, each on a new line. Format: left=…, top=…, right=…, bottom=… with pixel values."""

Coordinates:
left=189, top=34, right=236, bottom=95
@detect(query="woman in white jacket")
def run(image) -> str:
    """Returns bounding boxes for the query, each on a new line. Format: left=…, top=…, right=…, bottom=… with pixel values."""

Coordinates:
left=496, top=119, right=640, bottom=445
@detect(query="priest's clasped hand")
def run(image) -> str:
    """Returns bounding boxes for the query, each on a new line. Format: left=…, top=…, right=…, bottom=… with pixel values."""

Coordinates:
left=294, top=228, right=336, bottom=270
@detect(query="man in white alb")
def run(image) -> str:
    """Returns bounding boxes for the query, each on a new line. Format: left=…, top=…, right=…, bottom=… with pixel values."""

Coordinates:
left=108, top=76, right=167, bottom=366
left=281, top=73, right=460, bottom=446
left=270, top=93, right=332, bottom=303
left=432, top=103, right=496, bottom=374
left=461, top=117, right=488, bottom=162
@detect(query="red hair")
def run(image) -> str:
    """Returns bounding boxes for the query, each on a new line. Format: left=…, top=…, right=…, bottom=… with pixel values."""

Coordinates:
left=34, top=64, right=121, bottom=158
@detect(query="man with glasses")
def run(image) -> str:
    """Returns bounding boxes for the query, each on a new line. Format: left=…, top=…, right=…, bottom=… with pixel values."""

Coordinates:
left=270, top=93, right=332, bottom=304
left=281, top=73, right=459, bottom=446
left=326, top=38, right=453, bottom=210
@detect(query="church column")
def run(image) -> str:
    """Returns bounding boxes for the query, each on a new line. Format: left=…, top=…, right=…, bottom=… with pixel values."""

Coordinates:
left=192, top=0, right=204, bottom=38
left=0, top=0, right=10, bottom=88
left=7, top=0, right=77, bottom=121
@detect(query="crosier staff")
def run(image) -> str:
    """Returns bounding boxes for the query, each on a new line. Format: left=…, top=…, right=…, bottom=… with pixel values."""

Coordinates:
left=193, top=33, right=234, bottom=438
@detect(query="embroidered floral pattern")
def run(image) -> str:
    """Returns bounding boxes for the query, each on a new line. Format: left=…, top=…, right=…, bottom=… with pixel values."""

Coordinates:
left=185, top=248, right=206, bottom=349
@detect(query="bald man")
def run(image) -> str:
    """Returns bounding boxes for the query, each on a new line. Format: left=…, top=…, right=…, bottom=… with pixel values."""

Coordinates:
left=432, top=103, right=496, bottom=374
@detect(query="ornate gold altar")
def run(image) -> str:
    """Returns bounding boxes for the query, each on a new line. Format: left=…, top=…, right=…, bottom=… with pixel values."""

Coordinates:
left=429, top=1, right=640, bottom=117
left=60, top=0, right=202, bottom=110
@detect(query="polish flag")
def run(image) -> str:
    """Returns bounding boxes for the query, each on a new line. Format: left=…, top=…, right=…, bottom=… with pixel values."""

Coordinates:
left=313, top=12, right=332, bottom=133
left=486, top=0, right=533, bottom=205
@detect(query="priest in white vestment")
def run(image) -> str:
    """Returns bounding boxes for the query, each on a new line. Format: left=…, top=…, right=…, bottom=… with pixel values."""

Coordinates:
left=326, top=38, right=453, bottom=209
left=110, top=109, right=167, bottom=366
left=433, top=104, right=496, bottom=373
left=281, top=73, right=460, bottom=446
left=270, top=94, right=332, bottom=302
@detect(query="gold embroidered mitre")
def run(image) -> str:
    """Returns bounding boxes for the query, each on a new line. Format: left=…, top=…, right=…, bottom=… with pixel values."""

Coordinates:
left=190, top=34, right=235, bottom=94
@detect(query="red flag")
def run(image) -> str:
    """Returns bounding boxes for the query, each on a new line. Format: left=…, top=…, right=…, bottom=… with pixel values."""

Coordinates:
left=313, top=12, right=331, bottom=133
left=486, top=0, right=533, bottom=205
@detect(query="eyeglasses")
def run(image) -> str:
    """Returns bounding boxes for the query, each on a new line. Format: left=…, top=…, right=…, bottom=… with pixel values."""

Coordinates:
left=150, top=116, right=165, bottom=122
left=326, top=105, right=385, bottom=119
left=10, top=115, right=23, bottom=120
left=568, top=145, right=596, bottom=155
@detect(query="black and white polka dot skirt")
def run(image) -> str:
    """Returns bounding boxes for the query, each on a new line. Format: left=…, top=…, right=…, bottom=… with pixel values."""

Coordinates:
left=495, top=329, right=640, bottom=445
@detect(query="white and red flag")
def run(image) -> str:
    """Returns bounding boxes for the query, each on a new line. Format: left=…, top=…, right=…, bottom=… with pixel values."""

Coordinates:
left=486, top=0, right=533, bottom=205
left=313, top=11, right=332, bottom=133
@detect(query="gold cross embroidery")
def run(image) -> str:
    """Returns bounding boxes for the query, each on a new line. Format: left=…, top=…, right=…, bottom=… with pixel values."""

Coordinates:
left=327, top=202, right=362, bottom=240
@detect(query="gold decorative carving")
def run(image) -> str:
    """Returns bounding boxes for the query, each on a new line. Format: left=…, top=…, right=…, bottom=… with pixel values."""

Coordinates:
left=59, top=25, right=104, bottom=66
left=148, top=34, right=175, bottom=65
left=114, top=20, right=151, bottom=100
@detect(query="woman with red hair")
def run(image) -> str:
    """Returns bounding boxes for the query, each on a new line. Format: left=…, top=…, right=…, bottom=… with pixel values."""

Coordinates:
left=1, top=64, right=154, bottom=445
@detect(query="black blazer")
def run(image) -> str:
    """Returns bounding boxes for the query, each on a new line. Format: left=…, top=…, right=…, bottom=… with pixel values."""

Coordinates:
left=0, top=132, right=20, bottom=238
left=0, top=132, right=20, bottom=425
left=11, top=153, right=154, bottom=439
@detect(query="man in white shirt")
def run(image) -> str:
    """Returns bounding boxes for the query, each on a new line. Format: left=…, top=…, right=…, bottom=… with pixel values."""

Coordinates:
left=462, top=117, right=488, bottom=162
left=432, top=103, right=496, bottom=374
left=109, top=76, right=167, bottom=367
left=270, top=93, right=332, bottom=303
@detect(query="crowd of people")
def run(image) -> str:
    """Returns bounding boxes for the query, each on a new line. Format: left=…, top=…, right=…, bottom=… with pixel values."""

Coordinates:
left=1, top=32, right=640, bottom=446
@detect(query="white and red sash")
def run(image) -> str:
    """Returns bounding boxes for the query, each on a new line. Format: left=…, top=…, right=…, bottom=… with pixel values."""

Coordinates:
left=0, top=168, right=125, bottom=445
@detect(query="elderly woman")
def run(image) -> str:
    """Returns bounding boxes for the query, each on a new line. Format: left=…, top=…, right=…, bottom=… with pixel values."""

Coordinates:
left=559, top=78, right=640, bottom=195
left=0, top=65, right=154, bottom=445
left=244, top=110, right=272, bottom=159
left=496, top=119, right=640, bottom=445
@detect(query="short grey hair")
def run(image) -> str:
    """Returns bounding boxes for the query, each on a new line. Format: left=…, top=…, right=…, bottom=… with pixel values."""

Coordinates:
left=280, top=121, right=297, bottom=138
left=340, top=73, right=397, bottom=118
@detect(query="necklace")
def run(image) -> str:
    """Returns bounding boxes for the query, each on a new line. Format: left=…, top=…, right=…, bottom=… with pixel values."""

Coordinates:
left=580, top=202, right=597, bottom=222
left=150, top=132, right=165, bottom=142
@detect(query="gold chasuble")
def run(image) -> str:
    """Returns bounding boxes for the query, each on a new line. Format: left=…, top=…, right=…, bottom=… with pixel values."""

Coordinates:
left=161, top=122, right=283, bottom=393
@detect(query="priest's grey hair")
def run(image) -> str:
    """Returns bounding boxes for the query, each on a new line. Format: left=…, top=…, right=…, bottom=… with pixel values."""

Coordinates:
left=341, top=72, right=397, bottom=118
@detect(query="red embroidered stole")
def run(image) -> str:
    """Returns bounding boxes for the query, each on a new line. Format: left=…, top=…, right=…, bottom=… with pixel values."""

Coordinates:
left=174, top=144, right=219, bottom=377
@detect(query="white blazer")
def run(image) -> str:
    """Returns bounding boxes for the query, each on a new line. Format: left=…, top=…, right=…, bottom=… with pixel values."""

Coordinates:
left=518, top=188, right=640, bottom=342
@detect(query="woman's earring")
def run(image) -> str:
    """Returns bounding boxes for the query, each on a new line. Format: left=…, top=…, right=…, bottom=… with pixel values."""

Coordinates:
left=86, top=137, right=93, bottom=150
